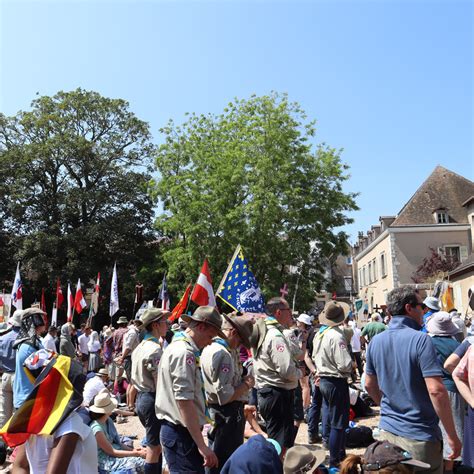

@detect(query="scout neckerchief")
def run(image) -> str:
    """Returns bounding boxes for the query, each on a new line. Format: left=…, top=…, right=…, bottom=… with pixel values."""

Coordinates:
left=214, top=337, right=230, bottom=352
left=172, top=332, right=213, bottom=425
left=265, top=316, right=284, bottom=334
left=143, top=332, right=159, bottom=344
left=318, top=324, right=331, bottom=339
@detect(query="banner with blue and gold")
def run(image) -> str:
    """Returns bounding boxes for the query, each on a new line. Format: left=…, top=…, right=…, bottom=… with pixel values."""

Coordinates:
left=217, top=244, right=265, bottom=313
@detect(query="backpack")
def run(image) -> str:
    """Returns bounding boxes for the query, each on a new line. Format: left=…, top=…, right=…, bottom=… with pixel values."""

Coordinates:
left=345, top=426, right=375, bottom=448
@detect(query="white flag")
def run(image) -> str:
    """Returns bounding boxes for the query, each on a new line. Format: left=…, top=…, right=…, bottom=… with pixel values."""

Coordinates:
left=52, top=305, right=58, bottom=326
left=110, top=263, right=119, bottom=317
left=67, top=283, right=73, bottom=321
left=10, top=262, right=23, bottom=311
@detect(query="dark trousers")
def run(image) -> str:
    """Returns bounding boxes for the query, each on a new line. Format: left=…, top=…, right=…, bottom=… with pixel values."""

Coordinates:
left=353, top=351, right=363, bottom=377
left=160, top=421, right=204, bottom=474
left=307, top=378, right=322, bottom=439
left=258, top=386, right=295, bottom=449
left=319, top=377, right=350, bottom=467
left=206, top=401, right=245, bottom=474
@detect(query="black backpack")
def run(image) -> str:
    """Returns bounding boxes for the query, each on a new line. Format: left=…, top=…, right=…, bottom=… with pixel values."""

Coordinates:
left=345, top=426, right=375, bottom=448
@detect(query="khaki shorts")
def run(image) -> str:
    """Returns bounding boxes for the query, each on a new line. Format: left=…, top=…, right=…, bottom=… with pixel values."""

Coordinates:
left=379, top=430, right=443, bottom=474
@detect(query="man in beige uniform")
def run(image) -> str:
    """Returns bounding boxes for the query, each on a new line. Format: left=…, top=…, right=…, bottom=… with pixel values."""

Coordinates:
left=131, top=308, right=170, bottom=474
left=156, top=306, right=225, bottom=473
left=201, top=314, right=255, bottom=473
left=312, top=301, right=352, bottom=468
left=252, top=297, right=302, bottom=456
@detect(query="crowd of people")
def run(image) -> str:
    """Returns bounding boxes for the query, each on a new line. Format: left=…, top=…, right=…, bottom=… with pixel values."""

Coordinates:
left=0, top=285, right=473, bottom=473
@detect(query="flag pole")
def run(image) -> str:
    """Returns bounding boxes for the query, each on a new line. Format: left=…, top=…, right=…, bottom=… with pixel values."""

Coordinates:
left=216, top=244, right=241, bottom=294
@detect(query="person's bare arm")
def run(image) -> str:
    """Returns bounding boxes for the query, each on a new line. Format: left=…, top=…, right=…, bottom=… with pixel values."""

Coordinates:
left=304, top=350, right=317, bottom=374
left=425, top=376, right=462, bottom=460
left=177, top=400, right=218, bottom=468
left=95, top=431, right=144, bottom=458
left=365, top=373, right=382, bottom=405
left=443, top=353, right=461, bottom=374
left=12, top=444, right=29, bottom=474
left=46, top=433, right=79, bottom=474
left=453, top=373, right=474, bottom=408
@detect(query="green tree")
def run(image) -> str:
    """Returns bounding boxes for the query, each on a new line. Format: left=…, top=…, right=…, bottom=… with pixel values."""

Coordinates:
left=0, top=89, right=159, bottom=315
left=153, top=93, right=358, bottom=309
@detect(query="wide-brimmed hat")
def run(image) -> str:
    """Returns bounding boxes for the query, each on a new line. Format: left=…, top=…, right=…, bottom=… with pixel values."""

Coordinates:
left=116, top=316, right=129, bottom=325
left=182, top=306, right=226, bottom=339
left=297, top=313, right=313, bottom=326
left=426, top=311, right=459, bottom=336
left=362, top=441, right=430, bottom=470
left=319, top=301, right=348, bottom=327
left=140, top=308, right=170, bottom=327
left=103, top=327, right=113, bottom=338
left=8, top=309, right=24, bottom=327
left=283, top=445, right=326, bottom=474
left=222, top=314, right=253, bottom=348
left=89, top=391, right=117, bottom=415
left=423, top=296, right=441, bottom=312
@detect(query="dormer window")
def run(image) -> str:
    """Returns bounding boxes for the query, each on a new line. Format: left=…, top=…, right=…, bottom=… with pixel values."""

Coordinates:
left=433, top=209, right=449, bottom=224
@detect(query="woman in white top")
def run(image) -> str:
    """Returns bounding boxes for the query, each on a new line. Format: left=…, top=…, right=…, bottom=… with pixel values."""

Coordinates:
left=88, top=331, right=102, bottom=372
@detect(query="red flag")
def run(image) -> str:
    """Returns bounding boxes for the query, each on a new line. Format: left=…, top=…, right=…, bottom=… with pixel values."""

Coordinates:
left=191, top=259, right=216, bottom=307
left=56, top=280, right=64, bottom=309
left=169, top=284, right=192, bottom=322
left=41, top=289, right=46, bottom=313
left=74, top=278, right=87, bottom=314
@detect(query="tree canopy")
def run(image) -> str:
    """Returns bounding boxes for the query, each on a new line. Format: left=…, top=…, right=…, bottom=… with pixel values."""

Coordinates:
left=153, top=92, right=358, bottom=309
left=0, top=89, right=160, bottom=315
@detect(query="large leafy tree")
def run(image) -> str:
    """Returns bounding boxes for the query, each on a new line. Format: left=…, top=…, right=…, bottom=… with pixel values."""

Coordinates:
left=0, top=89, right=159, bottom=314
left=153, top=93, right=358, bottom=309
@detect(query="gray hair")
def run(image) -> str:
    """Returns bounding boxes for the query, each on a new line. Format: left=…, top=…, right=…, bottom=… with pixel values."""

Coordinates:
left=386, top=286, right=419, bottom=316
left=266, top=297, right=288, bottom=315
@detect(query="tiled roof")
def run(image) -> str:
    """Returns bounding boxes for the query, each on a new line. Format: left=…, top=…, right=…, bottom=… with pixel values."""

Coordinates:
left=391, top=166, right=474, bottom=226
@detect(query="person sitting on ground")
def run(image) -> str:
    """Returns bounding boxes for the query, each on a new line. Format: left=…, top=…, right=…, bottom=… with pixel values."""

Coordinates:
left=83, top=368, right=110, bottom=407
left=340, top=440, right=431, bottom=473
left=89, top=390, right=146, bottom=473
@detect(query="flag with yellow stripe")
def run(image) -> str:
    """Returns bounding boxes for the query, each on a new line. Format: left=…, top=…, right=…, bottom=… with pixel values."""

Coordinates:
left=0, top=352, right=84, bottom=447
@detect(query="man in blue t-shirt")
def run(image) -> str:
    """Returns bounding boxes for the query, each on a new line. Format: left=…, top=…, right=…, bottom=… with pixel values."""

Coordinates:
left=365, top=286, right=461, bottom=474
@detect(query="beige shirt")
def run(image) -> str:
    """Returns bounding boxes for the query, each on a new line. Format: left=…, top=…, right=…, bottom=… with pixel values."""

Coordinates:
left=155, top=335, right=206, bottom=427
left=253, top=321, right=302, bottom=390
left=201, top=340, right=247, bottom=406
left=131, top=337, right=162, bottom=393
left=312, top=325, right=353, bottom=378
left=282, top=328, right=304, bottom=360
left=123, top=326, right=140, bottom=354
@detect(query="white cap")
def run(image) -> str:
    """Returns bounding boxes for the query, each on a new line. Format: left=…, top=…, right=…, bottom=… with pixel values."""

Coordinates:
left=297, top=313, right=313, bottom=326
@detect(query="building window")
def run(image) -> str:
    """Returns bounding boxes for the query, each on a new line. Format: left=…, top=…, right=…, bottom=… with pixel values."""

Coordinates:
left=368, top=262, right=372, bottom=283
left=363, top=266, right=367, bottom=286
left=380, top=252, right=387, bottom=277
left=444, top=246, right=460, bottom=264
left=436, top=211, right=448, bottom=224
left=359, top=269, right=362, bottom=289
left=346, top=256, right=352, bottom=265
left=372, top=258, right=377, bottom=281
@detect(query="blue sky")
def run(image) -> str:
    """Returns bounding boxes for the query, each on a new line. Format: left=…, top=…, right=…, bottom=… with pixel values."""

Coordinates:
left=1, top=0, right=472, bottom=242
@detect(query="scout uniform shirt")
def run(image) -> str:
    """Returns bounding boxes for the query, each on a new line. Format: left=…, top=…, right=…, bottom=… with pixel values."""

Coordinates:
left=253, top=317, right=302, bottom=390
left=312, top=325, right=352, bottom=378
left=155, top=333, right=207, bottom=427
left=131, top=334, right=162, bottom=393
left=201, top=338, right=248, bottom=406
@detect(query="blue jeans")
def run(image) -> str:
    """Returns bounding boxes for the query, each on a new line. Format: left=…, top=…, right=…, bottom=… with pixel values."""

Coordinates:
left=307, top=378, right=322, bottom=438
left=319, top=377, right=349, bottom=467
left=160, top=421, right=204, bottom=474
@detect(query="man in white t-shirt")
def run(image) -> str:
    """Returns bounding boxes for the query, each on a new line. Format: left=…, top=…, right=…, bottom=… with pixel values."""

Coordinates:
left=349, top=320, right=363, bottom=378
left=83, top=368, right=109, bottom=406
left=14, top=410, right=98, bottom=474
left=41, top=326, right=58, bottom=353
left=77, top=326, right=91, bottom=372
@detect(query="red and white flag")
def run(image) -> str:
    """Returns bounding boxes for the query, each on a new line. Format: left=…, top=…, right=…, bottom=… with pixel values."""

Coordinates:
left=67, top=283, right=74, bottom=322
left=191, top=258, right=216, bottom=307
left=74, top=278, right=87, bottom=314
left=10, top=262, right=23, bottom=311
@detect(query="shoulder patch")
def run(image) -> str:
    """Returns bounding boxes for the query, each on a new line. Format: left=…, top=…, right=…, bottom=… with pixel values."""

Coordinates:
left=275, top=341, right=286, bottom=352
left=186, top=354, right=195, bottom=366
left=220, top=363, right=231, bottom=374
left=339, top=341, right=347, bottom=350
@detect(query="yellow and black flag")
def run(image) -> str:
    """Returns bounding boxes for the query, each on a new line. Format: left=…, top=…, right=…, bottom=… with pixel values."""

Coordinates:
left=0, top=350, right=85, bottom=447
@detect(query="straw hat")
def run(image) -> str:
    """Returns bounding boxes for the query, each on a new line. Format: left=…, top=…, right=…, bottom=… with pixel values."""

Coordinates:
left=96, top=368, right=109, bottom=377
left=89, top=391, right=117, bottom=415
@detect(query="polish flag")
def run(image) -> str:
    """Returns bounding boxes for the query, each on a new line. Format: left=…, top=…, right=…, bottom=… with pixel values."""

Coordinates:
left=67, top=283, right=74, bottom=321
left=191, top=259, right=216, bottom=307
left=10, top=262, right=23, bottom=310
left=74, top=278, right=87, bottom=314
